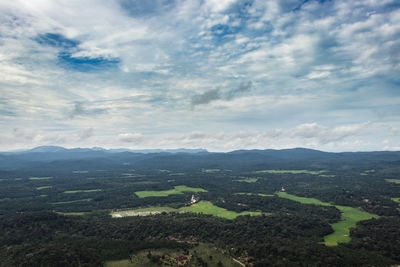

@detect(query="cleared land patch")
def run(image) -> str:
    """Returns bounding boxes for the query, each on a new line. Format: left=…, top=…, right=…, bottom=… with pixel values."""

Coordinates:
left=391, top=198, right=400, bottom=203
left=385, top=179, right=400, bottom=184
left=180, top=201, right=262, bottom=220
left=276, top=192, right=379, bottom=246
left=202, top=168, right=220, bottom=173
left=111, top=201, right=263, bottom=220
left=73, top=170, right=89, bottom=174
left=63, top=189, right=103, bottom=194
left=236, top=192, right=274, bottom=197
left=254, top=169, right=326, bottom=175
left=105, top=244, right=242, bottom=267
left=29, top=177, right=53, bottom=180
left=56, top=212, right=87, bottom=216
left=234, top=177, right=259, bottom=183
left=111, top=206, right=179, bottom=218
left=135, top=185, right=207, bottom=198
left=36, top=186, right=52, bottom=190
left=52, top=198, right=93, bottom=205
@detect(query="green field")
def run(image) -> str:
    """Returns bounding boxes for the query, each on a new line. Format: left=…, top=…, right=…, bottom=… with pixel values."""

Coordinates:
left=391, top=198, right=400, bottom=203
left=135, top=185, right=207, bottom=198
left=236, top=192, right=274, bottom=197
left=105, top=244, right=242, bottom=267
left=276, top=192, right=379, bottom=246
left=324, top=205, right=379, bottom=245
left=180, top=201, right=261, bottom=220
left=131, top=181, right=159, bottom=185
left=29, top=177, right=53, bottom=180
left=202, top=168, right=220, bottom=173
left=63, top=189, right=103, bottom=194
left=385, top=179, right=400, bottom=184
left=52, top=198, right=93, bottom=205
left=73, top=170, right=89, bottom=174
left=36, top=186, right=53, bottom=190
left=254, top=169, right=326, bottom=175
left=56, top=212, right=87, bottom=216
left=276, top=192, right=332, bottom=206
left=168, top=172, right=185, bottom=176
left=234, top=177, right=259, bottom=183
left=111, top=201, right=263, bottom=220
left=111, top=206, right=179, bottom=218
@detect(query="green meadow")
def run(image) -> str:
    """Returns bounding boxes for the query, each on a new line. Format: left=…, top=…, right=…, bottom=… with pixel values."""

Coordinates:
left=29, top=177, right=53, bottom=180
left=276, top=192, right=379, bottom=246
left=111, top=206, right=179, bottom=218
left=52, top=198, right=93, bottom=205
left=391, top=198, right=400, bottom=203
left=253, top=169, right=326, bottom=175
left=202, top=168, right=220, bottom=173
left=72, top=170, right=89, bottom=174
left=385, top=179, right=400, bottom=184
left=36, top=186, right=52, bottom=190
left=56, top=212, right=87, bottom=216
left=236, top=192, right=274, bottom=197
left=63, top=189, right=103, bottom=194
left=234, top=177, right=259, bottom=183
left=135, top=185, right=207, bottom=198
left=111, top=201, right=263, bottom=220
left=180, top=201, right=262, bottom=220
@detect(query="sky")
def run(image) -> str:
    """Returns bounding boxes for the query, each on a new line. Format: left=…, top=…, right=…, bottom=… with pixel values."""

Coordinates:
left=0, top=0, right=399, bottom=152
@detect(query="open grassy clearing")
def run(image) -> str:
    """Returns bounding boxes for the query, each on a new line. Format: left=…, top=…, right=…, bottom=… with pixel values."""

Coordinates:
left=105, top=244, right=242, bottom=267
left=73, top=170, right=89, bottom=174
left=111, top=201, right=263, bottom=220
left=385, top=179, right=400, bottom=184
left=29, top=177, right=53, bottom=180
left=180, top=201, right=262, bottom=220
left=253, top=169, right=326, bottom=175
left=391, top=198, right=400, bottom=203
left=324, top=205, right=379, bottom=246
left=168, top=172, right=185, bottom=176
left=111, top=207, right=179, bottom=218
left=276, top=192, right=379, bottom=246
left=56, top=212, right=87, bottom=216
left=234, top=177, right=259, bottom=183
left=202, top=168, right=220, bottom=173
left=36, top=186, right=52, bottom=190
left=276, top=192, right=332, bottom=206
left=63, top=189, right=103, bottom=194
left=52, top=198, right=93, bottom=205
left=236, top=192, right=274, bottom=197
left=131, top=181, right=159, bottom=185
left=135, top=185, right=207, bottom=198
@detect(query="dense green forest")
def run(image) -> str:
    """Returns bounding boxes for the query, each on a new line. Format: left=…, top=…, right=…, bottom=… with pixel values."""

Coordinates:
left=1, top=147, right=400, bottom=266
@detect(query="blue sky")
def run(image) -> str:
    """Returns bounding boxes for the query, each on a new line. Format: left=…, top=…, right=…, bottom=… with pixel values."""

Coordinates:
left=0, top=0, right=399, bottom=151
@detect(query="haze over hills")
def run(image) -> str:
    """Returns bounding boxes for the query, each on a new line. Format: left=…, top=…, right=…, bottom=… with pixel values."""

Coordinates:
left=1, top=146, right=400, bottom=172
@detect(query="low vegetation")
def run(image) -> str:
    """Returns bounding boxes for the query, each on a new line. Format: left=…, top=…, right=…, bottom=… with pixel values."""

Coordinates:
left=180, top=201, right=262, bottom=220
left=135, top=185, right=207, bottom=198
left=276, top=192, right=379, bottom=246
left=253, top=169, right=326, bottom=175
left=63, top=189, right=103, bottom=194
left=234, top=177, right=259, bottom=183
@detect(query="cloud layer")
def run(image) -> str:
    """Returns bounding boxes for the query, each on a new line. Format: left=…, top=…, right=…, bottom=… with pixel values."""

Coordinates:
left=0, top=0, right=399, bottom=151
